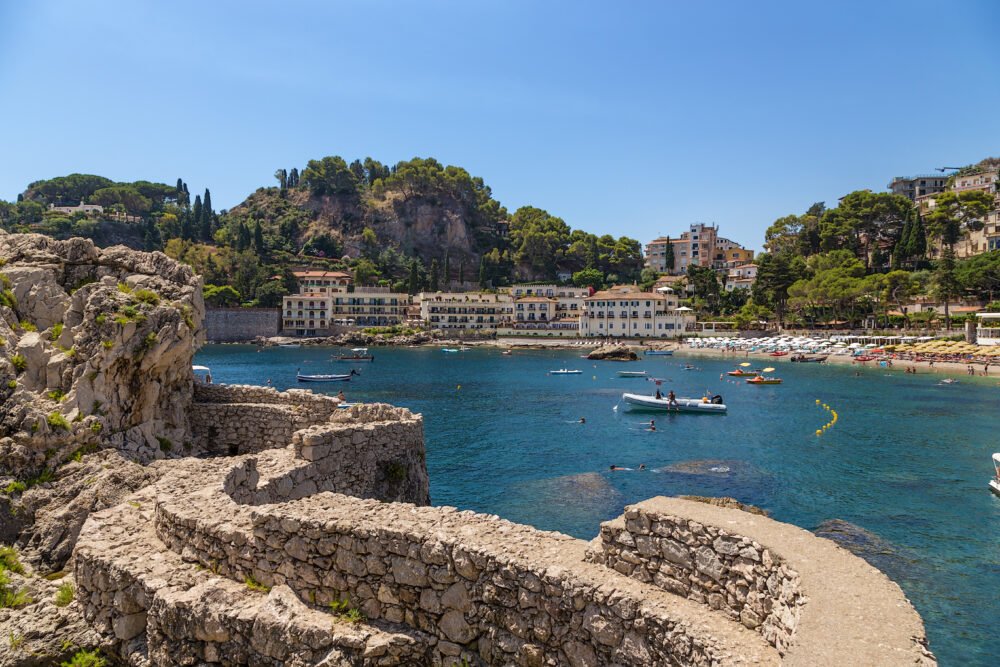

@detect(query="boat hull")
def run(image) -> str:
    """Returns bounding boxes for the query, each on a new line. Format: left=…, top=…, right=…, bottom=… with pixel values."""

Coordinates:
left=621, top=393, right=726, bottom=414
left=643, top=350, right=673, bottom=356
left=297, top=374, right=353, bottom=382
left=332, top=357, right=374, bottom=362
left=990, top=479, right=1000, bottom=497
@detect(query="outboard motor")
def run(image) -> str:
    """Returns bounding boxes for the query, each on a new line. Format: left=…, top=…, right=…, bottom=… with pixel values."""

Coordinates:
left=711, top=394, right=724, bottom=405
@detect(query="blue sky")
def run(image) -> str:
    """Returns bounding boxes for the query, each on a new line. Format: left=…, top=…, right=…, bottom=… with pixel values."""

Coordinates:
left=1, top=0, right=998, bottom=249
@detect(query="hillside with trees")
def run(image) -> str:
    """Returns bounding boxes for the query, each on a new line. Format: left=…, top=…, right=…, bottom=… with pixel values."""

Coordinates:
left=0, top=157, right=644, bottom=306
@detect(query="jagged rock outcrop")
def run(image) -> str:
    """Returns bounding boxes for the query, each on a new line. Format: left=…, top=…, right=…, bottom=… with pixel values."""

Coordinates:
left=0, top=231, right=204, bottom=481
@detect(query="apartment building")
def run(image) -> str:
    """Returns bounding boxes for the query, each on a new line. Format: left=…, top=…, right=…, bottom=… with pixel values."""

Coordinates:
left=579, top=285, right=694, bottom=338
left=333, top=287, right=409, bottom=327
left=508, top=284, right=589, bottom=320
left=291, top=270, right=352, bottom=294
left=646, top=224, right=753, bottom=275
left=513, top=296, right=556, bottom=323
left=419, top=292, right=513, bottom=331
left=725, top=264, right=758, bottom=291
left=888, top=175, right=948, bottom=201
left=282, top=294, right=335, bottom=336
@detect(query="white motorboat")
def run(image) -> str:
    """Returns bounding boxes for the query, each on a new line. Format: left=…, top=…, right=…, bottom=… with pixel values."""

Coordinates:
left=279, top=343, right=301, bottom=348
left=621, top=392, right=727, bottom=414
left=990, top=453, right=1000, bottom=497
left=441, top=348, right=459, bottom=353
left=617, top=370, right=648, bottom=377
left=549, top=369, right=583, bottom=375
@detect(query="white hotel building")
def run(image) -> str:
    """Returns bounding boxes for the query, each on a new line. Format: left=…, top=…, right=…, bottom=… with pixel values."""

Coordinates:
left=579, top=285, right=695, bottom=338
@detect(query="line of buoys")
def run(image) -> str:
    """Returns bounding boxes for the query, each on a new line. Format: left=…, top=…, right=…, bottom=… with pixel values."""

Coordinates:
left=815, top=399, right=838, bottom=436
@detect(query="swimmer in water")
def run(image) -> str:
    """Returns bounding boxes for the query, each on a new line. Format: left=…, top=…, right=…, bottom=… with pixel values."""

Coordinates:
left=579, top=417, right=586, bottom=423
left=638, top=463, right=646, bottom=471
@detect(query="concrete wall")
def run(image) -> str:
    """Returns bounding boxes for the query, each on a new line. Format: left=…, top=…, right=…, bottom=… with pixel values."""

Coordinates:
left=204, top=307, right=279, bottom=342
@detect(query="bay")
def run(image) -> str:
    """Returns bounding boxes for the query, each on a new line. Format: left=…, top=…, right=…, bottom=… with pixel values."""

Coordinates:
left=195, top=344, right=1000, bottom=665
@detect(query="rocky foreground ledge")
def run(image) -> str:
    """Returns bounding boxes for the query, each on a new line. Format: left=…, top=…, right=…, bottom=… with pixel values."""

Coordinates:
left=0, top=233, right=935, bottom=665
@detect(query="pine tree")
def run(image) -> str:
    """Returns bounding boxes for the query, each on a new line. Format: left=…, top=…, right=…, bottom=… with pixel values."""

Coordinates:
left=253, top=221, right=265, bottom=255
left=201, top=189, right=213, bottom=241
left=586, top=237, right=599, bottom=269
left=429, top=259, right=440, bottom=292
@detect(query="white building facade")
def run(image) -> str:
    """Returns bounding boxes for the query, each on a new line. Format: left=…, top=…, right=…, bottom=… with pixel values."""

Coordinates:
left=579, top=285, right=695, bottom=337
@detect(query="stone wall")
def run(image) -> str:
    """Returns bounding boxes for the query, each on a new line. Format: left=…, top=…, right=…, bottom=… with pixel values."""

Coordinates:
left=189, top=383, right=343, bottom=455
left=204, top=307, right=279, bottom=342
left=585, top=504, right=803, bottom=653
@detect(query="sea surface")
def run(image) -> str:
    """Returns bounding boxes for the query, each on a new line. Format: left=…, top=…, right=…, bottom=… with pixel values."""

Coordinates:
left=195, top=344, right=1000, bottom=665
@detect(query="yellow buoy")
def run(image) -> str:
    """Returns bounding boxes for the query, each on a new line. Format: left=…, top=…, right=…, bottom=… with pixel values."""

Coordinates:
left=816, top=430, right=822, bottom=436
left=456, top=385, right=461, bottom=390
left=816, top=399, right=821, bottom=404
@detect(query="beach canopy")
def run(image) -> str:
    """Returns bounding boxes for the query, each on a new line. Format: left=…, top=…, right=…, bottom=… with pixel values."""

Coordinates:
left=192, top=365, right=211, bottom=372
left=762, top=367, right=775, bottom=372
left=739, top=362, right=751, bottom=367
left=675, top=306, right=693, bottom=311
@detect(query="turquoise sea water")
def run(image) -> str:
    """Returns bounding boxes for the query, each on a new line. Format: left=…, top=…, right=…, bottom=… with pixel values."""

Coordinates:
left=195, top=344, right=999, bottom=665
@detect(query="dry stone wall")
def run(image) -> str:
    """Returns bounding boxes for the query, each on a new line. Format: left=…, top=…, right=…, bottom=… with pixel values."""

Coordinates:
left=585, top=504, right=803, bottom=653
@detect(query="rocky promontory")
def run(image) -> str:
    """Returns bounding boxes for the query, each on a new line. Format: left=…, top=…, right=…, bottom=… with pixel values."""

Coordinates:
left=586, top=344, right=639, bottom=361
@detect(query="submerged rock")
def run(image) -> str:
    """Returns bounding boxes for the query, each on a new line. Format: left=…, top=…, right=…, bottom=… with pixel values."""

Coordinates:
left=587, top=344, right=638, bottom=361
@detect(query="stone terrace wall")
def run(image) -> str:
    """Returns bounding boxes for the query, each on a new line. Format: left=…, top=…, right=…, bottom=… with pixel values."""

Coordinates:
left=153, top=460, right=776, bottom=667
left=586, top=498, right=935, bottom=666
left=189, top=384, right=343, bottom=455
left=204, top=307, right=279, bottom=342
left=585, top=504, right=803, bottom=653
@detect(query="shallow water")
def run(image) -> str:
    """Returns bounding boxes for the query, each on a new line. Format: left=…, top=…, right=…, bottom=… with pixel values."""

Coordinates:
left=195, top=344, right=1000, bottom=665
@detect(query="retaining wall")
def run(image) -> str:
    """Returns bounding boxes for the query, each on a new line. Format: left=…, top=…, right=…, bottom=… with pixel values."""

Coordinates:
left=204, top=307, right=279, bottom=342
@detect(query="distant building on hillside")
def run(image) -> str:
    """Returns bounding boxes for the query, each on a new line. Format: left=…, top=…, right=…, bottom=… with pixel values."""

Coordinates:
left=579, top=285, right=694, bottom=337
left=887, top=175, right=948, bottom=201
left=645, top=223, right=753, bottom=275
left=725, top=263, right=758, bottom=291
left=49, top=201, right=104, bottom=216
left=291, top=270, right=352, bottom=294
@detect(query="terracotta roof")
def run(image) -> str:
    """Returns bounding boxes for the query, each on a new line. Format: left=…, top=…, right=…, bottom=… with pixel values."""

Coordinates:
left=587, top=286, right=665, bottom=300
left=293, top=270, right=352, bottom=278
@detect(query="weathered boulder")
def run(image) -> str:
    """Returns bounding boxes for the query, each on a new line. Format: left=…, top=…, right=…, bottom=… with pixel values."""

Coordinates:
left=586, top=344, right=639, bottom=361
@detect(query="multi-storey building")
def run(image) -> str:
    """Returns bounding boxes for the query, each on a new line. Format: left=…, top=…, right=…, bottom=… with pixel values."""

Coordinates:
left=888, top=175, right=948, bottom=201
left=513, top=296, right=556, bottom=323
left=645, top=224, right=753, bottom=275
left=419, top=292, right=513, bottom=331
left=291, top=270, right=352, bottom=294
left=282, top=294, right=335, bottom=336
left=332, top=287, right=409, bottom=327
left=725, top=264, right=758, bottom=291
left=579, top=285, right=694, bottom=338
left=508, top=284, right=589, bottom=320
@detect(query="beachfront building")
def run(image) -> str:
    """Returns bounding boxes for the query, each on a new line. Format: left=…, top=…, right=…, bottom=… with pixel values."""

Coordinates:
left=976, top=313, right=1000, bottom=346
left=508, top=284, right=589, bottom=320
left=419, top=292, right=513, bottom=331
left=332, top=287, right=408, bottom=327
left=887, top=175, right=948, bottom=202
left=725, top=263, right=758, bottom=291
left=283, top=294, right=335, bottom=336
left=579, top=285, right=695, bottom=338
left=514, top=296, right=556, bottom=323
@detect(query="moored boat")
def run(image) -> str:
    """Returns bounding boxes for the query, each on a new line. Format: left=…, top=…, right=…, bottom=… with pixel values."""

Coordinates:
left=297, top=369, right=359, bottom=382
left=621, top=392, right=726, bottom=414
left=726, top=369, right=757, bottom=376
left=278, top=343, right=301, bottom=348
left=549, top=369, right=583, bottom=375
left=746, top=375, right=783, bottom=385
left=643, top=350, right=673, bottom=356
left=617, top=370, right=648, bottom=377
left=769, top=351, right=789, bottom=357
left=790, top=354, right=828, bottom=363
left=990, top=453, right=1000, bottom=497
left=441, top=348, right=459, bottom=353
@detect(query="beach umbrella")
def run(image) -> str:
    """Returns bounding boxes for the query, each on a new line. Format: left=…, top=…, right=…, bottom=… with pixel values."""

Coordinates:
left=739, top=362, right=751, bottom=367
left=762, top=367, right=775, bottom=373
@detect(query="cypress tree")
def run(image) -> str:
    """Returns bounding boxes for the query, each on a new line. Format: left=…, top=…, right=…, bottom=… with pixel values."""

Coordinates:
left=894, top=217, right=913, bottom=268
left=443, top=251, right=451, bottom=288
left=663, top=236, right=675, bottom=273
left=201, top=189, right=213, bottom=241
left=429, top=259, right=440, bottom=292
left=289, top=168, right=299, bottom=188
left=408, top=259, right=420, bottom=295
left=911, top=212, right=927, bottom=260
left=479, top=257, right=489, bottom=289
left=236, top=222, right=251, bottom=251
left=191, top=195, right=202, bottom=241
left=253, top=221, right=265, bottom=255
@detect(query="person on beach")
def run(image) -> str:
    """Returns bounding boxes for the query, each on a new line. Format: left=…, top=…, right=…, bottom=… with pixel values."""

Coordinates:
left=337, top=390, right=346, bottom=401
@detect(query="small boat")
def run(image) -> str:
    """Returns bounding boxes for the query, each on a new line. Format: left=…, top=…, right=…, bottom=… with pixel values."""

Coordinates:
left=790, top=354, right=828, bottom=363
left=297, top=369, right=359, bottom=383
left=501, top=349, right=513, bottom=356
left=441, top=348, right=460, bottom=353
left=769, top=351, right=789, bottom=357
left=853, top=355, right=876, bottom=362
left=746, top=375, right=783, bottom=385
left=682, top=364, right=696, bottom=371
left=549, top=369, right=583, bottom=375
left=459, top=346, right=471, bottom=351
left=332, top=347, right=375, bottom=362
left=617, top=370, right=648, bottom=377
left=939, top=378, right=959, bottom=385
left=643, top=350, right=673, bottom=356
left=621, top=392, right=726, bottom=414
left=279, top=343, right=301, bottom=349
left=726, top=369, right=757, bottom=377
left=990, top=453, right=1000, bottom=497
